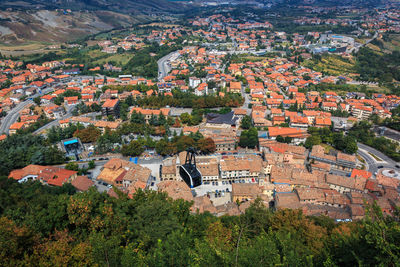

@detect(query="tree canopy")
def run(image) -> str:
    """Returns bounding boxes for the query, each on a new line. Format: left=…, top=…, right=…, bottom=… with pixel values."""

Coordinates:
left=0, top=177, right=399, bottom=266
left=0, top=134, right=65, bottom=176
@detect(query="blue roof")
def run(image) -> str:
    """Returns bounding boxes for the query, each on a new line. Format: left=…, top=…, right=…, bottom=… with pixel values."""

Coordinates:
left=64, top=139, right=78, bottom=145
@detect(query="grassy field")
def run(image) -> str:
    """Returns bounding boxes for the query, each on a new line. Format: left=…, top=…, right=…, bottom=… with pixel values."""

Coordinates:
left=303, top=54, right=355, bottom=76
left=367, top=84, right=390, bottom=94
left=93, top=53, right=134, bottom=65
left=231, top=54, right=268, bottom=63
left=366, top=34, right=400, bottom=54
left=355, top=38, right=367, bottom=44
left=382, top=34, right=400, bottom=52
left=0, top=42, right=58, bottom=56
left=365, top=43, right=382, bottom=53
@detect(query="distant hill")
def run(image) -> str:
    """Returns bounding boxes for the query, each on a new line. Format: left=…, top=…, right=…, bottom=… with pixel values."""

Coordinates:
left=275, top=0, right=386, bottom=7
left=0, top=0, right=184, bottom=13
left=0, top=9, right=148, bottom=45
left=0, top=0, right=186, bottom=45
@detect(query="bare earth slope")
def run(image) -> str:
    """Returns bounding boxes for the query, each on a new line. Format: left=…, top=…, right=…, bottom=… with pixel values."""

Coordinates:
left=0, top=10, right=146, bottom=44
left=0, top=0, right=185, bottom=44
left=0, top=0, right=183, bottom=13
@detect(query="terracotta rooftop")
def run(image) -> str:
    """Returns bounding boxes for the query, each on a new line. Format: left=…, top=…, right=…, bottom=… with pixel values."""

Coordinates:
left=102, top=99, right=119, bottom=108
left=158, top=180, right=193, bottom=202
left=268, top=127, right=309, bottom=138
left=8, top=164, right=47, bottom=180
left=275, top=192, right=302, bottom=210
left=232, top=183, right=262, bottom=196
left=71, top=176, right=94, bottom=191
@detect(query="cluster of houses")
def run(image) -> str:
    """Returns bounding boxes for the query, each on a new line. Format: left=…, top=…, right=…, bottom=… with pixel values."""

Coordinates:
left=294, top=7, right=400, bottom=34
left=159, top=44, right=398, bottom=141
left=156, top=139, right=400, bottom=220
left=7, top=137, right=400, bottom=220
left=2, top=11, right=400, bottom=220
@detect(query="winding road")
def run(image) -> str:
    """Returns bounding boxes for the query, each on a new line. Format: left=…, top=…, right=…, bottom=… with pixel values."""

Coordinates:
left=0, top=87, right=55, bottom=134
left=0, top=100, right=33, bottom=134
left=157, top=51, right=180, bottom=81
left=357, top=142, right=398, bottom=175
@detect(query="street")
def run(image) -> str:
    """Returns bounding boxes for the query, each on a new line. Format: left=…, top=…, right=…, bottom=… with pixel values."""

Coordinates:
left=357, top=142, right=399, bottom=176
left=0, top=87, right=54, bottom=134
left=157, top=51, right=180, bottom=81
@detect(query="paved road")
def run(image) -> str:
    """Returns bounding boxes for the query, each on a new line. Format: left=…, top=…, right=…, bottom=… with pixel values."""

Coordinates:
left=240, top=86, right=251, bottom=111
left=358, top=143, right=398, bottom=165
left=350, top=32, right=379, bottom=54
left=157, top=51, right=180, bottom=81
left=357, top=148, right=378, bottom=174
left=357, top=142, right=398, bottom=175
left=170, top=107, right=193, bottom=116
left=32, top=108, right=101, bottom=136
left=0, top=100, right=33, bottom=134
left=0, top=87, right=54, bottom=135
left=347, top=81, right=378, bottom=86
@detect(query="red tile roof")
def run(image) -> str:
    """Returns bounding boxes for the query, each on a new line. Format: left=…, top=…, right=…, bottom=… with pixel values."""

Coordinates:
left=71, top=176, right=94, bottom=191
left=102, top=99, right=119, bottom=108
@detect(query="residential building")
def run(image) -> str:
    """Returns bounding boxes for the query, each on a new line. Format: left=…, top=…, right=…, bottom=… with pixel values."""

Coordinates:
left=102, top=99, right=120, bottom=118
left=232, top=183, right=262, bottom=202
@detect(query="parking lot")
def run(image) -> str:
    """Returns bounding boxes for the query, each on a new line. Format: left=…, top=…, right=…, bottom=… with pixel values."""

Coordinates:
left=194, top=178, right=258, bottom=197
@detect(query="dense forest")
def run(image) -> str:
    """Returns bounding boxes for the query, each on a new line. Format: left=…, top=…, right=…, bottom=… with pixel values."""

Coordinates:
left=0, top=134, right=65, bottom=177
left=355, top=47, right=400, bottom=84
left=0, top=177, right=399, bottom=266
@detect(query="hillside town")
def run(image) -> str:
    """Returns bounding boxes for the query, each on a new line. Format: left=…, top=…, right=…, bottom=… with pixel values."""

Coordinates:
left=1, top=6, right=400, bottom=223
left=2, top=0, right=400, bottom=265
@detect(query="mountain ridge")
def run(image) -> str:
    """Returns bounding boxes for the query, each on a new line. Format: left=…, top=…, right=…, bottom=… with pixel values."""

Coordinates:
left=0, top=0, right=185, bottom=14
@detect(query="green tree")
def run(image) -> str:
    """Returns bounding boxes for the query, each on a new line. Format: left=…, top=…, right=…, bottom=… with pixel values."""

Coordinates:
left=276, top=135, right=284, bottom=143
left=239, top=127, right=258, bottom=148
left=343, top=135, right=358, bottom=154
left=73, top=125, right=101, bottom=143
left=196, top=137, right=216, bottom=154
left=88, top=160, right=95, bottom=169
left=180, top=113, right=192, bottom=124
left=305, top=135, right=322, bottom=149
left=121, top=140, right=144, bottom=157
left=65, top=162, right=79, bottom=171
left=131, top=111, right=145, bottom=124
left=240, top=115, right=252, bottom=129
left=33, top=96, right=41, bottom=106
